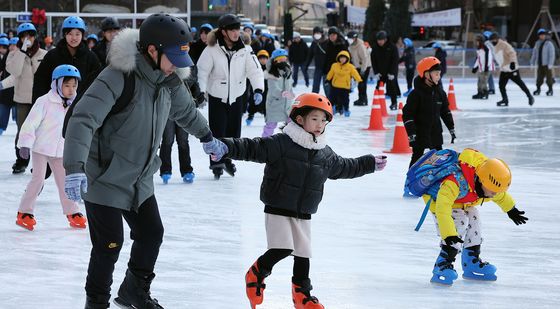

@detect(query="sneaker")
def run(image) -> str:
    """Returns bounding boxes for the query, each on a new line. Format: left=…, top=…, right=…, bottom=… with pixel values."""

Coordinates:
left=161, top=173, right=171, bottom=184
left=67, top=212, right=87, bottom=229
left=182, top=172, right=195, bottom=184
left=16, top=212, right=36, bottom=231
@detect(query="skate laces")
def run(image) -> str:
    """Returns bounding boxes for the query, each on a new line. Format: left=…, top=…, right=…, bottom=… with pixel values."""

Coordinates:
left=247, top=265, right=267, bottom=296
left=295, top=285, right=320, bottom=304
left=468, top=250, right=489, bottom=267
left=21, top=213, right=34, bottom=219
left=437, top=252, right=456, bottom=270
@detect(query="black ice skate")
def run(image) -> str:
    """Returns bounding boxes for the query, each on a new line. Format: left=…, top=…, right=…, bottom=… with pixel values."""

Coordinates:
left=496, top=99, right=509, bottom=106
left=210, top=163, right=225, bottom=180
left=224, top=160, right=237, bottom=177
left=546, top=89, right=553, bottom=96
left=533, top=88, right=540, bottom=95
left=114, top=270, right=163, bottom=309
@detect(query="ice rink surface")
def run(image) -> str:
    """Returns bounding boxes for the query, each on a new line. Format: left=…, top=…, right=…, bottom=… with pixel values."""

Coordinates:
left=0, top=79, right=559, bottom=308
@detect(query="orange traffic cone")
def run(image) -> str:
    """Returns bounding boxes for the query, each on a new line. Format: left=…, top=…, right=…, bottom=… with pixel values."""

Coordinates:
left=364, top=89, right=388, bottom=131
left=384, top=102, right=412, bottom=154
left=378, top=82, right=389, bottom=117
left=448, top=78, right=459, bottom=111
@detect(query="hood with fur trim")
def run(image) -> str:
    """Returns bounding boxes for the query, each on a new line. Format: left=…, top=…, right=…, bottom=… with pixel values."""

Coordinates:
left=107, top=28, right=190, bottom=80
left=206, top=28, right=252, bottom=49
left=282, top=121, right=326, bottom=150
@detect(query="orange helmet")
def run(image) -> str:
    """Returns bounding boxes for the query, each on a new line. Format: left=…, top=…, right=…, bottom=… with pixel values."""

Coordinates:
left=44, top=36, right=53, bottom=44
left=475, top=158, right=512, bottom=193
left=417, top=56, right=441, bottom=77
left=289, top=93, right=333, bottom=122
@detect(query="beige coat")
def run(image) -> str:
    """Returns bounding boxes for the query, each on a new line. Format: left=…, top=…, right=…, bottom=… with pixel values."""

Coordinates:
left=6, top=48, right=47, bottom=103
left=348, top=38, right=371, bottom=71
left=492, top=39, right=518, bottom=72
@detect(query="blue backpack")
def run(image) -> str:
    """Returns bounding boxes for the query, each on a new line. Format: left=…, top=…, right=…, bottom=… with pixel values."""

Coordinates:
left=405, top=149, right=468, bottom=231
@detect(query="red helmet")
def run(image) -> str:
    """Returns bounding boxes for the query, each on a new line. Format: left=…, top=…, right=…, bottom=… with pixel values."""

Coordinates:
left=417, top=56, right=441, bottom=77
left=289, top=93, right=333, bottom=122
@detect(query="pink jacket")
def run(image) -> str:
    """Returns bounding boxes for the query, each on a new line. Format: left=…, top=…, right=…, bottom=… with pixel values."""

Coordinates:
left=17, top=90, right=69, bottom=157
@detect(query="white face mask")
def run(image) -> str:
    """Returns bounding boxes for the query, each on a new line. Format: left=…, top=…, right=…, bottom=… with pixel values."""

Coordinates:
left=347, top=38, right=354, bottom=45
left=313, top=33, right=322, bottom=40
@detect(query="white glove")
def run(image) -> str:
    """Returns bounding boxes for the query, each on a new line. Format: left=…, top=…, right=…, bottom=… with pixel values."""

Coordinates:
left=21, top=38, right=32, bottom=52
left=281, top=90, right=295, bottom=100
left=388, top=74, right=395, bottom=81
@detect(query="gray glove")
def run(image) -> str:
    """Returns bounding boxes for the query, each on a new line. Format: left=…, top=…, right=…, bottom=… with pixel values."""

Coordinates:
left=64, top=173, right=88, bottom=201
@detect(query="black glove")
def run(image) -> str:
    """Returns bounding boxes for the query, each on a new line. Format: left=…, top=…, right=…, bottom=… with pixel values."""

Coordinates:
left=507, top=207, right=528, bottom=225
left=444, top=235, right=464, bottom=246
left=450, top=129, right=456, bottom=144
left=509, top=62, right=516, bottom=70
left=472, top=67, right=478, bottom=74
left=408, top=134, right=416, bottom=148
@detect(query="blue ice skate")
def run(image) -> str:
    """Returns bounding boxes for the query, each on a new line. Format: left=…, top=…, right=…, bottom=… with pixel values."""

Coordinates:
left=344, top=110, right=351, bottom=117
left=182, top=172, right=195, bottom=184
left=246, top=118, right=253, bottom=126
left=461, top=245, right=497, bottom=281
left=431, top=246, right=459, bottom=285
left=161, top=173, right=171, bottom=184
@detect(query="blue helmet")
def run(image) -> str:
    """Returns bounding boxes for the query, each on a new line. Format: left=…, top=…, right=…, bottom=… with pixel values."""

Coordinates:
left=200, top=23, right=213, bottom=32
left=0, top=37, right=9, bottom=46
left=86, top=34, right=98, bottom=42
left=403, top=38, right=413, bottom=48
left=243, top=23, right=255, bottom=32
left=432, top=42, right=441, bottom=49
left=482, top=31, right=493, bottom=39
left=62, top=16, right=87, bottom=33
left=537, top=28, right=549, bottom=35
left=9, top=37, right=19, bottom=45
left=271, top=49, right=288, bottom=60
left=17, top=23, right=37, bottom=36
left=262, top=33, right=273, bottom=39
left=0, top=33, right=7, bottom=39
left=52, top=64, right=81, bottom=81
left=190, top=27, right=197, bottom=33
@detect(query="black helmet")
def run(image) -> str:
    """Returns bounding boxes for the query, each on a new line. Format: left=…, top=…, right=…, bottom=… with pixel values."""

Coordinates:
left=139, top=14, right=194, bottom=68
left=313, top=26, right=324, bottom=34
left=346, top=31, right=358, bottom=39
left=327, top=26, right=339, bottom=35
left=376, top=30, right=387, bottom=40
left=218, top=14, right=241, bottom=30
left=101, top=17, right=121, bottom=31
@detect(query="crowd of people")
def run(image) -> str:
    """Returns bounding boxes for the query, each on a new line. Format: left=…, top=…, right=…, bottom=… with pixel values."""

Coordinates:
left=0, top=12, right=547, bottom=308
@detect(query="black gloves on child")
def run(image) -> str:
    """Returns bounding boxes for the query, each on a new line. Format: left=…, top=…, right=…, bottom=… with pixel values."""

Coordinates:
left=507, top=207, right=528, bottom=225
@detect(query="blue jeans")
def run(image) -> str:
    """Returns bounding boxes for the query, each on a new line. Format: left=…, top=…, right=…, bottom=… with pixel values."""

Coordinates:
left=292, top=63, right=309, bottom=86
left=0, top=103, right=13, bottom=130
left=488, top=74, right=495, bottom=91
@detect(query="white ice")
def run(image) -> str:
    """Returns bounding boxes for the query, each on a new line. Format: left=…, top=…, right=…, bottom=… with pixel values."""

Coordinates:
left=0, top=79, right=559, bottom=309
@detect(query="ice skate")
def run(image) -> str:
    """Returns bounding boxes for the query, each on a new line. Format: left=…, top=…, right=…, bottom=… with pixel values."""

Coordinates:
left=114, top=270, right=164, bottom=309
left=210, top=164, right=225, bottom=180
left=496, top=99, right=509, bottom=107
left=160, top=173, right=171, bottom=184
left=245, top=261, right=270, bottom=309
left=224, top=161, right=236, bottom=177
left=528, top=95, right=535, bottom=106
left=546, top=89, right=553, bottom=96
left=16, top=212, right=36, bottom=231
left=344, top=110, right=351, bottom=117
left=461, top=245, right=497, bottom=281
left=67, top=212, right=87, bottom=229
left=182, top=172, right=195, bottom=184
left=431, top=245, right=458, bottom=285
left=292, top=278, right=324, bottom=309
left=533, top=89, right=540, bottom=95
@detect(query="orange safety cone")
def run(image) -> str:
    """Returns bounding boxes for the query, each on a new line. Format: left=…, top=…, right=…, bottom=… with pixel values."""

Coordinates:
left=448, top=78, right=459, bottom=111
left=364, top=89, right=388, bottom=131
left=378, top=82, right=389, bottom=117
left=384, top=102, right=412, bottom=154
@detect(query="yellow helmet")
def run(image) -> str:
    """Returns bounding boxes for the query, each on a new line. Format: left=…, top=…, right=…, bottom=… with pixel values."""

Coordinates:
left=475, top=158, right=511, bottom=193
left=257, top=49, right=269, bottom=58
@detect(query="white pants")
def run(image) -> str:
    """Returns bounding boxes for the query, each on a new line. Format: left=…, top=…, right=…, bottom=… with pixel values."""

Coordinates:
left=433, top=207, right=483, bottom=251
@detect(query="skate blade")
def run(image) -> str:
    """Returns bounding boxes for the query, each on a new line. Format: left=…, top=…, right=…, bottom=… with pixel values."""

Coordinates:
left=16, top=221, right=34, bottom=231
left=462, top=273, right=497, bottom=281
left=114, top=297, right=137, bottom=308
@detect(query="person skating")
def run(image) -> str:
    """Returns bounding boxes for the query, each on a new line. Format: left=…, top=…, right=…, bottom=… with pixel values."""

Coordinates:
left=399, top=38, right=416, bottom=97
left=403, top=57, right=455, bottom=168
left=471, top=34, right=494, bottom=100
left=420, top=148, right=528, bottom=285
left=289, top=32, right=310, bottom=88
left=188, top=23, right=213, bottom=64
left=530, top=28, right=556, bottom=96
left=489, top=32, right=534, bottom=106
left=370, top=31, right=400, bottom=110
left=306, top=26, right=327, bottom=94
left=16, top=65, right=86, bottom=231
left=322, top=27, right=348, bottom=98
left=245, top=49, right=269, bottom=126
left=197, top=14, right=264, bottom=179
left=92, top=17, right=121, bottom=68
left=216, top=93, right=387, bottom=309
left=483, top=31, right=496, bottom=95
left=346, top=30, right=371, bottom=105
left=62, top=14, right=227, bottom=308
left=0, top=36, right=15, bottom=135
left=326, top=50, right=362, bottom=116
left=262, top=49, right=294, bottom=137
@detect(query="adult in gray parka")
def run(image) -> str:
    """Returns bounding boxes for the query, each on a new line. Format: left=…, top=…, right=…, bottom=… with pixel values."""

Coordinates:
left=63, top=14, right=227, bottom=309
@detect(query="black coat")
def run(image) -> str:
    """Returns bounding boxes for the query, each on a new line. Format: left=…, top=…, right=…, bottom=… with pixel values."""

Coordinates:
left=288, top=40, right=309, bottom=64
left=92, top=39, right=109, bottom=67
left=403, top=76, right=454, bottom=148
left=190, top=39, right=207, bottom=65
left=221, top=132, right=376, bottom=218
left=399, top=46, right=416, bottom=71
left=306, top=39, right=327, bottom=73
left=435, top=48, right=447, bottom=75
left=370, top=41, right=399, bottom=76
left=323, top=37, right=348, bottom=73
left=32, top=39, right=101, bottom=103
left=0, top=53, right=15, bottom=105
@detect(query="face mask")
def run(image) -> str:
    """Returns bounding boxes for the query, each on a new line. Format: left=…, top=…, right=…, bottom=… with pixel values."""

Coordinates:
left=313, top=33, right=322, bottom=40
left=347, top=38, right=354, bottom=45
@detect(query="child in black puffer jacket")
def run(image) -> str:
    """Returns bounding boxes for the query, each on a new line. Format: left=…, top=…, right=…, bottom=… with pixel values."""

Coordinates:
left=219, top=93, right=387, bottom=309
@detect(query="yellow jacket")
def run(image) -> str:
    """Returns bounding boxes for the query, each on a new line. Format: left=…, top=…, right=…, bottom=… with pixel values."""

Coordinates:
left=423, top=149, right=516, bottom=240
left=326, top=51, right=363, bottom=90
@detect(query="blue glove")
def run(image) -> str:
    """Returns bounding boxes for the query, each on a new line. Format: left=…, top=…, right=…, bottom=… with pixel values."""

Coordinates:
left=64, top=173, right=88, bottom=201
left=254, top=92, right=263, bottom=105
left=203, top=137, right=228, bottom=162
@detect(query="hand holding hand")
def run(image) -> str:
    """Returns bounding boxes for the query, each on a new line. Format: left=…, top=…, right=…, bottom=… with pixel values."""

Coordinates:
left=203, top=137, right=228, bottom=162
left=64, top=173, right=88, bottom=201
left=374, top=155, right=387, bottom=171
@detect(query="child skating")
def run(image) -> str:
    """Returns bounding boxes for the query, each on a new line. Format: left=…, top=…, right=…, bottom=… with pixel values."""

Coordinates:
left=262, top=49, right=294, bottom=137
left=16, top=64, right=86, bottom=230
left=218, top=93, right=387, bottom=308
left=326, top=50, right=362, bottom=117
left=407, top=148, right=528, bottom=285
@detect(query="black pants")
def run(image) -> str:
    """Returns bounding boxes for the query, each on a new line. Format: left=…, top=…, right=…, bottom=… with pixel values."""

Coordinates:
left=357, top=67, right=371, bottom=102
left=499, top=71, right=531, bottom=100
left=208, top=94, right=244, bottom=167
left=257, top=249, right=310, bottom=282
left=84, top=196, right=164, bottom=303
left=405, top=68, right=414, bottom=90
left=329, top=87, right=350, bottom=113
left=536, top=65, right=555, bottom=90
left=409, top=144, right=442, bottom=168
left=159, top=119, right=193, bottom=176
left=14, top=102, right=32, bottom=167
left=375, top=79, right=398, bottom=107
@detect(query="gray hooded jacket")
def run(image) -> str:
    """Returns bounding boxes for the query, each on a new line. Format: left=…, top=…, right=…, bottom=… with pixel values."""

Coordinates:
left=63, top=29, right=211, bottom=211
